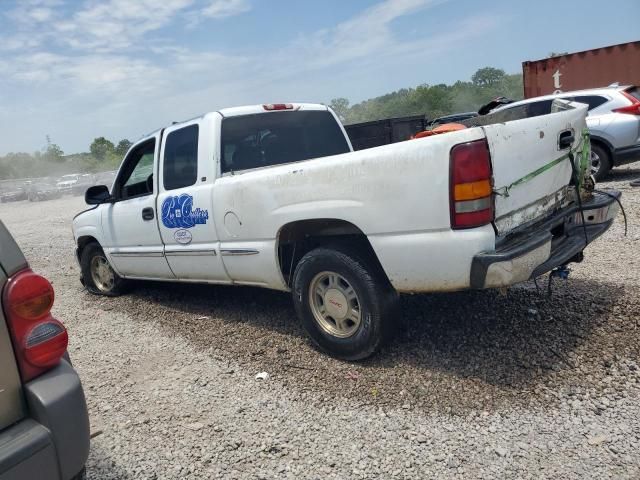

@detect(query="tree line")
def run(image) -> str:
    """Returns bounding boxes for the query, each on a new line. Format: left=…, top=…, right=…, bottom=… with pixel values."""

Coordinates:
left=330, top=67, right=523, bottom=124
left=0, top=66, right=523, bottom=180
left=0, top=136, right=132, bottom=180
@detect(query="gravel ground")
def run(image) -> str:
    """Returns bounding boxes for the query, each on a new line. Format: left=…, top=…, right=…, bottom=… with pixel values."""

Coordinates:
left=2, top=163, right=640, bottom=479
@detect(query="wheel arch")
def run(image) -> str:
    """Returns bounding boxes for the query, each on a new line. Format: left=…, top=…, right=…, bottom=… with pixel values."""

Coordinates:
left=76, top=235, right=100, bottom=263
left=275, top=218, right=390, bottom=288
left=589, top=135, right=614, bottom=164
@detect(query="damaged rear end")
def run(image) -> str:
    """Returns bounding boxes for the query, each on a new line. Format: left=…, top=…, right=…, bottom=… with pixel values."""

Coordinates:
left=461, top=100, right=621, bottom=288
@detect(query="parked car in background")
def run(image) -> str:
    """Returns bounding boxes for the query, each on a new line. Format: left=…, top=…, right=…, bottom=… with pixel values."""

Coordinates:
left=0, top=186, right=27, bottom=203
left=27, top=182, right=62, bottom=202
left=56, top=174, right=80, bottom=194
left=429, top=111, right=478, bottom=127
left=71, top=174, right=96, bottom=197
left=0, top=221, right=89, bottom=479
left=94, top=171, right=116, bottom=188
left=492, top=85, right=640, bottom=180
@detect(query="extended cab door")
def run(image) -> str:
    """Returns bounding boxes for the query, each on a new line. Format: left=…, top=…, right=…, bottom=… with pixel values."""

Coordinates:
left=102, top=136, right=175, bottom=278
left=156, top=119, right=230, bottom=282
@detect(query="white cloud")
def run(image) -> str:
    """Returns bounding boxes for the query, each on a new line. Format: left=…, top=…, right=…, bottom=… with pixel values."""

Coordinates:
left=280, top=0, right=445, bottom=70
left=60, top=0, right=195, bottom=51
left=202, top=0, right=250, bottom=18
left=0, top=0, right=502, bottom=154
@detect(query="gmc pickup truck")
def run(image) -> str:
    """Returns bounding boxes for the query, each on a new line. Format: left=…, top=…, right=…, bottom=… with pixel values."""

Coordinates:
left=73, top=101, right=620, bottom=360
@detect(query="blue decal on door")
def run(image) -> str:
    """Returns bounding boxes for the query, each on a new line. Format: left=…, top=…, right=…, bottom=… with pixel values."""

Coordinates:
left=161, top=194, right=209, bottom=229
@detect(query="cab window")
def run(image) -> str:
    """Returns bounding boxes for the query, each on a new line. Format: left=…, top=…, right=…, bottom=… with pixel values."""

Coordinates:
left=221, top=111, right=350, bottom=173
left=115, top=139, right=155, bottom=200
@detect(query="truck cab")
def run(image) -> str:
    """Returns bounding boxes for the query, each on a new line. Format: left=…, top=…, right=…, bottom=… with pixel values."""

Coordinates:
left=74, top=103, right=352, bottom=289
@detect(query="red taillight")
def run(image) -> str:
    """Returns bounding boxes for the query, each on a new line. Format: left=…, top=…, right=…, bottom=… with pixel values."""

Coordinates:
left=613, top=91, right=640, bottom=116
left=3, top=269, right=67, bottom=382
left=450, top=139, right=494, bottom=229
left=263, top=103, right=294, bottom=111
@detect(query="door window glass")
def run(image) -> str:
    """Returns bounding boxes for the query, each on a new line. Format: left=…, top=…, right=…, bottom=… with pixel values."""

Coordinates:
left=116, top=139, right=155, bottom=200
left=163, top=125, right=199, bottom=190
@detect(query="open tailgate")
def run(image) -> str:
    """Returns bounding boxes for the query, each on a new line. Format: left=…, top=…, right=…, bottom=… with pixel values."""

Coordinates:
left=480, top=100, right=589, bottom=236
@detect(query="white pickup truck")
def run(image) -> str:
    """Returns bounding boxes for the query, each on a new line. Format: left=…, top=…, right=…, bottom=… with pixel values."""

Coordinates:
left=73, top=101, right=620, bottom=360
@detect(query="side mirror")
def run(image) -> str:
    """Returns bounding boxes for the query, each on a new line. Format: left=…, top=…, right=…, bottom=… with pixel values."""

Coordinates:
left=85, top=185, right=113, bottom=205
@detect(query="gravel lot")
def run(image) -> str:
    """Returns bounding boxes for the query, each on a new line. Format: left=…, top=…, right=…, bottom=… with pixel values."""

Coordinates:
left=2, top=164, right=640, bottom=479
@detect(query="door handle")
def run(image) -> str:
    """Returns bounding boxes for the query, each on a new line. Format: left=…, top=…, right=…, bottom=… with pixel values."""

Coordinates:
left=142, top=207, right=154, bottom=221
left=558, top=130, right=575, bottom=150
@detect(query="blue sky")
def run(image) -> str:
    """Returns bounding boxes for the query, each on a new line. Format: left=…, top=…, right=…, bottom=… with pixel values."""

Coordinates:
left=0, top=0, right=638, bottom=155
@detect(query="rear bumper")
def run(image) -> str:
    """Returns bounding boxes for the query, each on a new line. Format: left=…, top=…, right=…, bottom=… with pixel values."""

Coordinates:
left=614, top=143, right=640, bottom=165
left=470, top=190, right=620, bottom=289
left=0, top=359, right=90, bottom=480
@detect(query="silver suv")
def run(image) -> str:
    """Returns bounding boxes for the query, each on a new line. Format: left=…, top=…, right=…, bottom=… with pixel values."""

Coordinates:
left=493, top=85, right=640, bottom=180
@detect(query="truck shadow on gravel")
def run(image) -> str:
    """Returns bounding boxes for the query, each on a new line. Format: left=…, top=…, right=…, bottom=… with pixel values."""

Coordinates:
left=118, top=276, right=633, bottom=410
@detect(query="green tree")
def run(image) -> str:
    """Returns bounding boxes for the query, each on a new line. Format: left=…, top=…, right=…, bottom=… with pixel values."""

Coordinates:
left=471, top=67, right=506, bottom=88
left=332, top=67, right=523, bottom=125
left=90, top=137, right=115, bottom=161
left=115, top=139, right=132, bottom=157
left=329, top=98, right=350, bottom=121
left=43, top=135, right=64, bottom=163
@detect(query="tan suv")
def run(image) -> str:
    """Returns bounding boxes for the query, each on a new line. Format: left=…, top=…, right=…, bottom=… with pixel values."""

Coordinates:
left=0, top=221, right=89, bottom=480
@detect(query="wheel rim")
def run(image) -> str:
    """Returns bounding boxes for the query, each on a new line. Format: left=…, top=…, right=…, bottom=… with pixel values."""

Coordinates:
left=308, top=271, right=361, bottom=338
left=590, top=150, right=601, bottom=176
left=90, top=255, right=115, bottom=292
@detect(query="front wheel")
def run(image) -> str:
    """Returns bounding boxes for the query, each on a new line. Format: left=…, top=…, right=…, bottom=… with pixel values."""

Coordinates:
left=80, top=243, right=126, bottom=296
left=292, top=246, right=398, bottom=360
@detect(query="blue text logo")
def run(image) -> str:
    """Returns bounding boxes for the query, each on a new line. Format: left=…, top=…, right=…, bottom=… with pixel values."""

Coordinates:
left=161, top=194, right=209, bottom=229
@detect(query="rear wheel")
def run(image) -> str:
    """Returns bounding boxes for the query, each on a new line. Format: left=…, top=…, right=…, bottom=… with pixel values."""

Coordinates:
left=80, top=243, right=126, bottom=296
left=590, top=142, right=611, bottom=181
left=292, top=246, right=398, bottom=360
left=71, top=467, right=86, bottom=480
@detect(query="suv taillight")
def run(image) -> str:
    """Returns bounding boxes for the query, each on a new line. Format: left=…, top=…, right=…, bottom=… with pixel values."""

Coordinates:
left=450, top=139, right=494, bottom=229
left=3, top=268, right=68, bottom=382
left=613, top=91, right=640, bottom=116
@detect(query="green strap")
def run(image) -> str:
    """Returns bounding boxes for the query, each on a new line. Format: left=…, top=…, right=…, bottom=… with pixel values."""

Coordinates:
left=493, top=130, right=590, bottom=198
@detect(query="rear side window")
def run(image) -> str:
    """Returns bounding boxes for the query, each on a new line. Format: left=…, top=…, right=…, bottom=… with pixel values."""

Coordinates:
left=163, top=125, right=198, bottom=190
left=564, top=95, right=608, bottom=111
left=526, top=100, right=553, bottom=117
left=221, top=110, right=350, bottom=173
left=497, top=100, right=553, bottom=119
left=625, top=87, right=640, bottom=102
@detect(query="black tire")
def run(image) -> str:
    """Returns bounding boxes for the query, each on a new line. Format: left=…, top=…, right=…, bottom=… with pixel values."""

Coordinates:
left=71, top=467, right=86, bottom=480
left=590, top=142, right=612, bottom=182
left=80, top=242, right=126, bottom=296
left=292, top=246, right=398, bottom=361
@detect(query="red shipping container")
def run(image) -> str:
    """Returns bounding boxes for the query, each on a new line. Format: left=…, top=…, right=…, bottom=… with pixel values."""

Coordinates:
left=522, top=41, right=640, bottom=98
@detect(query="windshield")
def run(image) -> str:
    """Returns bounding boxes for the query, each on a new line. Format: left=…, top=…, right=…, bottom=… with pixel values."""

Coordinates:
left=220, top=110, right=350, bottom=173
